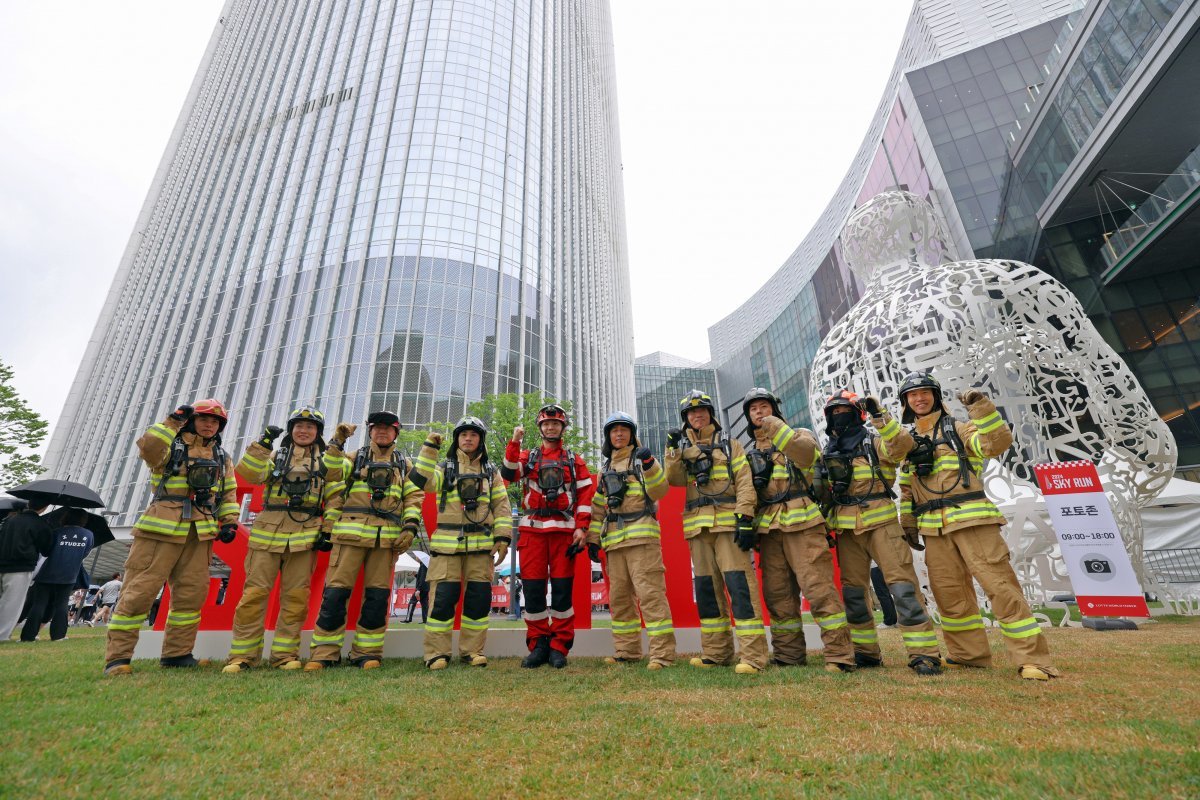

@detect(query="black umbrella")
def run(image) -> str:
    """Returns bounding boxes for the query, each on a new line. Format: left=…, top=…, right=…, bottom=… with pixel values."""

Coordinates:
left=45, top=507, right=115, bottom=547
left=8, top=479, right=106, bottom=509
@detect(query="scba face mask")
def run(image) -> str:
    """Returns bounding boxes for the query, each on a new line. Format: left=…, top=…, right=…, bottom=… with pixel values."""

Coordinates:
left=688, top=447, right=715, bottom=486
left=280, top=473, right=314, bottom=508
left=601, top=470, right=629, bottom=508
left=365, top=462, right=395, bottom=501
left=747, top=449, right=774, bottom=490
left=538, top=463, right=566, bottom=501
left=908, top=435, right=936, bottom=477
left=187, top=459, right=220, bottom=498
left=456, top=475, right=484, bottom=512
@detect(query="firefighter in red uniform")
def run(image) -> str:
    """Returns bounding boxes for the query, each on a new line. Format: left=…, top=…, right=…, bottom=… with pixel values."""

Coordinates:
left=501, top=404, right=595, bottom=669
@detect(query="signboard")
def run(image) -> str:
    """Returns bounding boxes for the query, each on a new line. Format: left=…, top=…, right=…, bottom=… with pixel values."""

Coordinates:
left=1034, top=461, right=1150, bottom=617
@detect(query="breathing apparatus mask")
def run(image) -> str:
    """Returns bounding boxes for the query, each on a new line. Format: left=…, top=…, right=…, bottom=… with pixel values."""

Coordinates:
left=746, top=449, right=774, bottom=490
left=688, top=445, right=715, bottom=486
left=456, top=475, right=484, bottom=512
left=365, top=462, right=395, bottom=502
left=538, top=462, right=566, bottom=502
left=823, top=455, right=853, bottom=494
left=280, top=473, right=314, bottom=508
left=187, top=459, right=220, bottom=505
left=908, top=435, right=936, bottom=477
left=601, top=470, right=630, bottom=509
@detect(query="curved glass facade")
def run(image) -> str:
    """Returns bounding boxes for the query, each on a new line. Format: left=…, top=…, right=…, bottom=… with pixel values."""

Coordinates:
left=46, top=0, right=633, bottom=524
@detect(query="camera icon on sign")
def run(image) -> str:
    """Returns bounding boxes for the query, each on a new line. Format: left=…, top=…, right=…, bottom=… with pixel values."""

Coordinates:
left=1084, top=558, right=1112, bottom=574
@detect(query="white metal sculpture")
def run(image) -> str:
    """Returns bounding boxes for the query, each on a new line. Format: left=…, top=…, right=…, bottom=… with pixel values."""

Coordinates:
left=809, top=190, right=1182, bottom=610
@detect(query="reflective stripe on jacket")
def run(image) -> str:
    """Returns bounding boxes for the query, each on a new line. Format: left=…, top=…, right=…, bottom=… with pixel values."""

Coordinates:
left=133, top=419, right=238, bottom=542
left=235, top=442, right=347, bottom=552
left=587, top=446, right=669, bottom=551
left=664, top=424, right=755, bottom=537
left=828, top=413, right=911, bottom=533
left=412, top=443, right=511, bottom=554
left=899, top=398, right=1011, bottom=535
left=750, top=416, right=824, bottom=534
left=329, top=442, right=423, bottom=548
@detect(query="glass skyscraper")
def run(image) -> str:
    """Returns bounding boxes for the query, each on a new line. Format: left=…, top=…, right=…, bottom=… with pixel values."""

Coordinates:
left=46, top=0, right=633, bottom=524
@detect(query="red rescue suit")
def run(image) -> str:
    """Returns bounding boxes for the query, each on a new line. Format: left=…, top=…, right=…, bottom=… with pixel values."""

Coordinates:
left=502, top=440, right=594, bottom=654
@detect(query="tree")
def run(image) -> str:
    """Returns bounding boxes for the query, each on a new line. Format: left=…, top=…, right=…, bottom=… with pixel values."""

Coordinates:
left=0, top=361, right=48, bottom=489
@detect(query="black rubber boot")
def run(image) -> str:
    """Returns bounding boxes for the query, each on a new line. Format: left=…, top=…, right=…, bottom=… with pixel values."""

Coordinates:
left=521, top=636, right=551, bottom=669
left=160, top=653, right=200, bottom=668
left=548, top=648, right=568, bottom=669
left=909, top=655, right=943, bottom=676
left=771, top=658, right=807, bottom=667
left=854, top=652, right=884, bottom=668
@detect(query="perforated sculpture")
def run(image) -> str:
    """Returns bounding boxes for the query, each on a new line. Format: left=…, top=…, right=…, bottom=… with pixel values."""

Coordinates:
left=808, top=190, right=1177, bottom=606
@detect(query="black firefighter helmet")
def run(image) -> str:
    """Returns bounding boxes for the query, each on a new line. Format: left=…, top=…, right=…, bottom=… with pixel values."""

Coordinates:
left=602, top=411, right=640, bottom=457
left=897, top=372, right=945, bottom=423
left=741, top=387, right=782, bottom=429
left=678, top=390, right=720, bottom=431
left=448, top=415, right=488, bottom=461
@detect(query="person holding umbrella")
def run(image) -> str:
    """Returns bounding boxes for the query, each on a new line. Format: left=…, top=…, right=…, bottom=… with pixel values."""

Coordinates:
left=0, top=499, right=54, bottom=641
left=103, top=400, right=240, bottom=675
left=20, top=508, right=94, bottom=642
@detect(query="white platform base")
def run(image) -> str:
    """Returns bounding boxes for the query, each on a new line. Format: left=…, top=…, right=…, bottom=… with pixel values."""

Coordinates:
left=131, top=623, right=827, bottom=661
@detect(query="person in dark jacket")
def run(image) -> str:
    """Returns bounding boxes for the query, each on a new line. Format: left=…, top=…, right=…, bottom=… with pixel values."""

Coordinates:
left=21, top=509, right=94, bottom=641
left=0, top=502, right=55, bottom=641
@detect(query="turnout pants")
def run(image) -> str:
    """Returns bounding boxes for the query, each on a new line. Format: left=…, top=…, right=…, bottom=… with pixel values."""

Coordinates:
left=687, top=528, right=768, bottom=670
left=105, top=528, right=212, bottom=663
left=759, top=528, right=853, bottom=666
left=607, top=542, right=676, bottom=665
left=424, top=552, right=494, bottom=663
left=837, top=522, right=940, bottom=660
left=518, top=530, right=576, bottom=654
left=20, top=582, right=73, bottom=642
left=310, top=543, right=394, bottom=664
left=226, top=547, right=316, bottom=666
left=924, top=523, right=1054, bottom=671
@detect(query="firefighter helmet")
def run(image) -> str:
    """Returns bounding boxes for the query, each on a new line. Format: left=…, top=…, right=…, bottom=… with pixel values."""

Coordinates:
left=366, top=410, right=401, bottom=430
left=741, top=387, right=782, bottom=428
left=678, top=390, right=720, bottom=430
left=536, top=404, right=569, bottom=428
left=191, top=398, right=229, bottom=432
left=897, top=372, right=944, bottom=423
left=287, top=405, right=325, bottom=435
left=449, top=416, right=488, bottom=461
left=602, top=411, right=640, bottom=457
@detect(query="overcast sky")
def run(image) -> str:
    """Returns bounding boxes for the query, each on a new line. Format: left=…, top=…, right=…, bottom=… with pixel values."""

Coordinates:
left=0, top=1, right=911, bottom=445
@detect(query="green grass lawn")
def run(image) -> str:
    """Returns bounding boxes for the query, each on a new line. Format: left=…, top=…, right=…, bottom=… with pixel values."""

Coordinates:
left=2, top=619, right=1198, bottom=799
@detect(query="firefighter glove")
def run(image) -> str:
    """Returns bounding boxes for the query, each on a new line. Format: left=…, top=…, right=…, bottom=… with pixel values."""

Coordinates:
left=258, top=425, right=284, bottom=448
left=734, top=514, right=757, bottom=551
left=665, top=428, right=683, bottom=449
left=216, top=523, right=239, bottom=544
left=903, top=527, right=925, bottom=551
left=330, top=422, right=357, bottom=448
left=634, top=446, right=654, bottom=468
left=396, top=525, right=418, bottom=553
left=426, top=431, right=443, bottom=448
left=491, top=539, right=509, bottom=564
left=957, top=389, right=985, bottom=406
left=858, top=396, right=883, bottom=418
left=314, top=529, right=333, bottom=552
left=587, top=543, right=602, bottom=563
left=565, top=542, right=583, bottom=559
left=169, top=404, right=195, bottom=422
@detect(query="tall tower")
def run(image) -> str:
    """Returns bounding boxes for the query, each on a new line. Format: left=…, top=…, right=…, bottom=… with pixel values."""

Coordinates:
left=45, top=0, right=633, bottom=524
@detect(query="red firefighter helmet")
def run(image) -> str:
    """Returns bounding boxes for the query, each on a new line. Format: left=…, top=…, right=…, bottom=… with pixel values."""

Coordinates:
left=823, top=390, right=866, bottom=425
left=536, top=403, right=569, bottom=428
left=191, top=398, right=229, bottom=431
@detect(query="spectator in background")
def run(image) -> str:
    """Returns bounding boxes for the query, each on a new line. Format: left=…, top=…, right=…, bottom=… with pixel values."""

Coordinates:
left=81, top=586, right=99, bottom=625
left=21, top=509, right=94, bottom=642
left=93, top=574, right=123, bottom=626
left=68, top=588, right=86, bottom=626
left=0, top=502, right=54, bottom=641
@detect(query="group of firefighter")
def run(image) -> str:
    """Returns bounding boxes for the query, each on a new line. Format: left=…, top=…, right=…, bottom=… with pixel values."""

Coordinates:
left=102, top=372, right=1057, bottom=682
